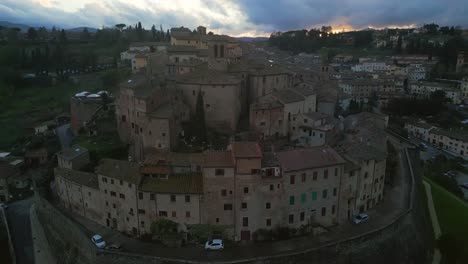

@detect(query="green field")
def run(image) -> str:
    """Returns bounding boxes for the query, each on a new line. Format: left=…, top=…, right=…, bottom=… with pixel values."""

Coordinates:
left=0, top=69, right=129, bottom=149
left=425, top=178, right=468, bottom=249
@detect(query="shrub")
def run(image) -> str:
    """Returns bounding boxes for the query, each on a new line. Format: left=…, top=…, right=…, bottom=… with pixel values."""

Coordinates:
left=252, top=228, right=273, bottom=241
left=187, top=224, right=228, bottom=243
left=150, top=219, right=178, bottom=239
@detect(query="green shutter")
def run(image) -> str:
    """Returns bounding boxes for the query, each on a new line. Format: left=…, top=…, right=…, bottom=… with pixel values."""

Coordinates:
left=312, top=191, right=317, bottom=201
left=289, top=196, right=295, bottom=205
left=301, top=193, right=306, bottom=204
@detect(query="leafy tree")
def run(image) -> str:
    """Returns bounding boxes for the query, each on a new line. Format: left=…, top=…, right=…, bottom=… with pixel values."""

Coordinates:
left=27, top=27, right=38, bottom=40
left=151, top=24, right=157, bottom=39
left=115, top=23, right=126, bottom=31
left=423, top=23, right=439, bottom=34
left=166, top=29, right=171, bottom=41
left=7, top=27, right=20, bottom=42
left=193, top=90, right=207, bottom=144
left=321, top=25, right=332, bottom=33
left=59, top=29, right=67, bottom=43
left=150, top=219, right=178, bottom=237
left=37, top=26, right=48, bottom=40
left=396, top=36, right=402, bottom=53
left=80, top=27, right=90, bottom=41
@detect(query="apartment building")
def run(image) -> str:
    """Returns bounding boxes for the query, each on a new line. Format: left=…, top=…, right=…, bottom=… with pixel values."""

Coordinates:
left=290, top=112, right=342, bottom=147
left=429, top=129, right=468, bottom=158
left=56, top=140, right=389, bottom=241
left=404, top=120, right=435, bottom=142
left=409, top=81, right=461, bottom=104
left=461, top=77, right=468, bottom=103
left=115, top=74, right=189, bottom=160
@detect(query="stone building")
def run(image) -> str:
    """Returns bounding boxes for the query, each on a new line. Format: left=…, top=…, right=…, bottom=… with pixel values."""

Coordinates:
left=250, top=86, right=317, bottom=139
left=248, top=66, right=293, bottom=102
left=95, top=159, right=142, bottom=236
left=461, top=77, right=468, bottom=103
left=409, top=81, right=461, bottom=104
left=57, top=145, right=90, bottom=170
left=115, top=74, right=189, bottom=160
left=70, top=95, right=104, bottom=135
left=55, top=168, right=103, bottom=224
left=175, top=68, right=242, bottom=133
left=290, top=112, right=342, bottom=147
left=429, top=129, right=468, bottom=158
left=0, top=162, right=19, bottom=202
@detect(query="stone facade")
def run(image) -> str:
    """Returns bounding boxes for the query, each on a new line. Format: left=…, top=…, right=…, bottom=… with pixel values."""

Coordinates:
left=57, top=145, right=90, bottom=170
left=115, top=75, right=189, bottom=160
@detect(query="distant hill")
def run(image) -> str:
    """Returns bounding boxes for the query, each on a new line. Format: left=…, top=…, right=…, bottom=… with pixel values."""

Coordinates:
left=66, top=27, right=98, bottom=33
left=0, top=21, right=32, bottom=32
left=236, top=37, right=269, bottom=42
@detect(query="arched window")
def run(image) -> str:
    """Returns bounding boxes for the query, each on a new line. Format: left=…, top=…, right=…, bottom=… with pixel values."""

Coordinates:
left=220, top=45, right=224, bottom=58
left=214, top=44, right=218, bottom=58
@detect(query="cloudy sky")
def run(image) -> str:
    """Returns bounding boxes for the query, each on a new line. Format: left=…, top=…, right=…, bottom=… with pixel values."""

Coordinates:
left=0, top=0, right=467, bottom=36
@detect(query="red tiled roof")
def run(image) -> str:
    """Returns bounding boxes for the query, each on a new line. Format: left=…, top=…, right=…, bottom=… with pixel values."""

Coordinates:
left=204, top=151, right=234, bottom=167
left=230, top=142, right=262, bottom=158
left=276, top=147, right=345, bottom=172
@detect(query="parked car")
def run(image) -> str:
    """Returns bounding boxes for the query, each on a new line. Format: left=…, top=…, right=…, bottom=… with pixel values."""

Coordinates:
left=460, top=183, right=468, bottom=190
left=91, top=234, right=106, bottom=249
left=353, top=213, right=369, bottom=224
left=0, top=203, right=7, bottom=209
left=105, top=243, right=122, bottom=251
left=205, top=239, right=224, bottom=250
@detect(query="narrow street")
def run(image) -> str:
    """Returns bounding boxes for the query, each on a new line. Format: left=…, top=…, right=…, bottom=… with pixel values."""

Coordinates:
left=5, top=198, right=34, bottom=264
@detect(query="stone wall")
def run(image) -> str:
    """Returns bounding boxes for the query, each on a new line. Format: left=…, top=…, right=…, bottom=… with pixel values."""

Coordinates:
left=35, top=195, right=97, bottom=264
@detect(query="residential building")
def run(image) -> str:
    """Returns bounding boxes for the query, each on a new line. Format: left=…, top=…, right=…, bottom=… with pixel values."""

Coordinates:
left=55, top=142, right=381, bottom=241
left=115, top=75, right=189, bottom=160
left=404, top=121, right=435, bottom=142
left=461, top=77, right=468, bottom=103
left=290, top=112, right=342, bottom=147
left=429, top=129, right=468, bottom=158
left=175, top=68, right=242, bottom=133
left=55, top=168, right=103, bottom=224
left=57, top=145, right=90, bottom=170
left=70, top=93, right=105, bottom=135
left=0, top=162, right=19, bottom=202
left=409, top=81, right=461, bottom=104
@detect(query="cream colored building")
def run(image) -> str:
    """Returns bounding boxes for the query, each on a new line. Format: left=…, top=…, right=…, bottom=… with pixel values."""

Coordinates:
left=461, top=77, right=468, bottom=102
left=429, top=129, right=468, bottom=158
left=55, top=168, right=103, bottom=224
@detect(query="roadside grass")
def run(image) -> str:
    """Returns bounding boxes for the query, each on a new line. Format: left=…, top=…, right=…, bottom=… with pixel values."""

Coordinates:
left=424, top=177, right=468, bottom=248
left=0, top=80, right=98, bottom=149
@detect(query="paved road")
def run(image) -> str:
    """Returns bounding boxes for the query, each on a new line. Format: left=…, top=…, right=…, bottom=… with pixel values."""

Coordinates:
left=56, top=124, right=74, bottom=149
left=5, top=198, right=34, bottom=264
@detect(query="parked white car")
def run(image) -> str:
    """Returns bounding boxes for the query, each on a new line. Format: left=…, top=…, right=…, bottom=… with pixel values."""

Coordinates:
left=353, top=213, right=369, bottom=224
left=91, top=234, right=106, bottom=249
left=205, top=239, right=224, bottom=250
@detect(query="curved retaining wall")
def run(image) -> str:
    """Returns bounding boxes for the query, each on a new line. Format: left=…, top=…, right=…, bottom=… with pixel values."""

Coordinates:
left=37, top=148, right=433, bottom=264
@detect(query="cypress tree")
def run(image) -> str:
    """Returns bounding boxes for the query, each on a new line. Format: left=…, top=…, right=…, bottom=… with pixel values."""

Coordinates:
left=194, top=90, right=207, bottom=144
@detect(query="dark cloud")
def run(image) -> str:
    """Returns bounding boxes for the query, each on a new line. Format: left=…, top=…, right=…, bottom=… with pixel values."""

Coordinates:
left=0, top=0, right=466, bottom=36
left=236, top=0, right=468, bottom=31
